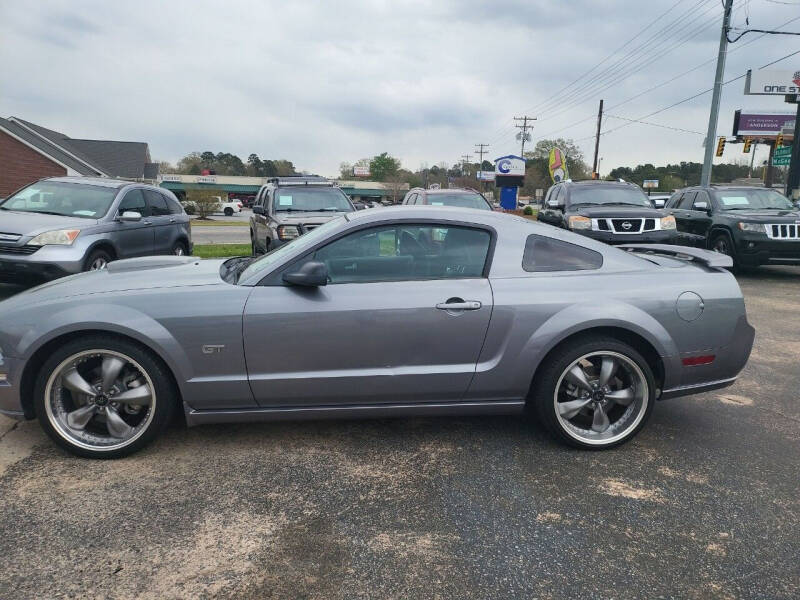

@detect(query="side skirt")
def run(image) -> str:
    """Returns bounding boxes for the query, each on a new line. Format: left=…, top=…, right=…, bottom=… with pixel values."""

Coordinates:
left=183, top=400, right=526, bottom=427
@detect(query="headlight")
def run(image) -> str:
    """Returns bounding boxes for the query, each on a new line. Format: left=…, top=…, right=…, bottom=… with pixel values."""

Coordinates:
left=276, top=225, right=300, bottom=241
left=28, top=229, right=81, bottom=246
left=660, top=215, right=676, bottom=230
left=738, top=222, right=765, bottom=233
left=568, top=216, right=591, bottom=230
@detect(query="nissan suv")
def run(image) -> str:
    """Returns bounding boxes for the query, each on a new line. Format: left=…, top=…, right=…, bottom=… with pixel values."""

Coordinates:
left=537, top=180, right=678, bottom=244
left=0, top=176, right=191, bottom=281
left=250, top=177, right=355, bottom=254
left=665, top=185, right=800, bottom=268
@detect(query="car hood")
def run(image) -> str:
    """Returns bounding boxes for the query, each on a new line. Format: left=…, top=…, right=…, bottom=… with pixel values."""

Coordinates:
left=274, top=211, right=349, bottom=225
left=0, top=256, right=228, bottom=309
left=721, top=209, right=800, bottom=222
left=0, top=210, right=99, bottom=237
left=573, top=205, right=666, bottom=218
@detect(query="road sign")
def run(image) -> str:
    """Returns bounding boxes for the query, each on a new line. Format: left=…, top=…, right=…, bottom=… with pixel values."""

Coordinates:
left=775, top=145, right=792, bottom=158
left=774, top=155, right=791, bottom=166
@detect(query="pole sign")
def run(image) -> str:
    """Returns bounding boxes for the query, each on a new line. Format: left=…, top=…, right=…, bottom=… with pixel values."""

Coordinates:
left=733, top=109, right=796, bottom=137
left=744, top=70, right=800, bottom=95
left=642, top=179, right=659, bottom=189
left=548, top=147, right=569, bottom=183
left=477, top=170, right=496, bottom=181
left=494, top=156, right=525, bottom=176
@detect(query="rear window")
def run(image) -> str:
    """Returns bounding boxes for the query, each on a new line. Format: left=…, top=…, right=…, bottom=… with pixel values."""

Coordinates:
left=523, top=235, right=603, bottom=272
left=426, top=193, right=492, bottom=210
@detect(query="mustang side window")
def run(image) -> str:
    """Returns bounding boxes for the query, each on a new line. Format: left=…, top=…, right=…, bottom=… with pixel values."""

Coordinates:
left=313, top=224, right=491, bottom=283
left=522, top=234, right=603, bottom=272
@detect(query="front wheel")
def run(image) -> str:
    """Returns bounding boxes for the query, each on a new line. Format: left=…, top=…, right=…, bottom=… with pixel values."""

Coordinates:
left=34, top=336, right=176, bottom=458
left=710, top=232, right=738, bottom=270
left=84, top=248, right=112, bottom=272
left=532, top=337, right=655, bottom=449
left=172, top=241, right=188, bottom=256
left=224, top=207, right=234, bottom=217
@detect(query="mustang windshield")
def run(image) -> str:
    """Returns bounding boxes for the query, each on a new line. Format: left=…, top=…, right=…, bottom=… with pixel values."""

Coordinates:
left=570, top=186, right=652, bottom=208
left=273, top=187, right=353, bottom=213
left=427, top=193, right=492, bottom=210
left=0, top=181, right=118, bottom=219
left=717, top=189, right=794, bottom=210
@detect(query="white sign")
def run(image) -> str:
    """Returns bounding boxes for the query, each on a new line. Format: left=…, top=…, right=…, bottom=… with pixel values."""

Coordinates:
left=477, top=170, right=495, bottom=181
left=745, top=69, right=800, bottom=95
left=535, top=188, right=544, bottom=198
left=197, top=175, right=217, bottom=184
left=353, top=165, right=370, bottom=177
left=160, top=174, right=182, bottom=182
left=643, top=179, right=659, bottom=189
left=494, top=155, right=526, bottom=177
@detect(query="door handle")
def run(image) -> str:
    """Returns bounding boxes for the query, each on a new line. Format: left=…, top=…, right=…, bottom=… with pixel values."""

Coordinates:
left=436, top=300, right=482, bottom=311
left=143, top=221, right=152, bottom=225
left=169, top=218, right=176, bottom=223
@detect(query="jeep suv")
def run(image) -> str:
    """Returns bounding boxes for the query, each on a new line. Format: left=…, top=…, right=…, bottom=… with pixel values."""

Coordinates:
left=665, top=185, right=800, bottom=268
left=250, top=177, right=355, bottom=254
left=537, top=180, right=678, bottom=244
left=402, top=187, right=493, bottom=210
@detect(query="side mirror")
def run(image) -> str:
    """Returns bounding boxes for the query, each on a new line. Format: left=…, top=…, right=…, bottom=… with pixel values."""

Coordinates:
left=653, top=199, right=666, bottom=209
left=252, top=206, right=265, bottom=215
left=694, top=201, right=709, bottom=212
left=353, top=202, right=366, bottom=210
left=118, top=211, right=142, bottom=222
left=546, top=199, right=563, bottom=209
left=283, top=260, right=328, bottom=287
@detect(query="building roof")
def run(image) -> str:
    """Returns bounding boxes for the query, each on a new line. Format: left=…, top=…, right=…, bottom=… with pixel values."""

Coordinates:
left=3, top=117, right=153, bottom=179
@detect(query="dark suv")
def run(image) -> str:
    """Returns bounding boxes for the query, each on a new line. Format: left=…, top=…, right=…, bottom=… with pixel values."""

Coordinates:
left=250, top=177, right=355, bottom=254
left=665, top=186, right=800, bottom=268
left=402, top=187, right=493, bottom=210
left=537, top=180, right=678, bottom=244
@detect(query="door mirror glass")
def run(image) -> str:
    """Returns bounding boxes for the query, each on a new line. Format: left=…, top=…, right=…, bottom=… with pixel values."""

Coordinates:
left=119, top=211, right=142, bottom=222
left=283, top=260, right=328, bottom=287
left=652, top=199, right=666, bottom=209
left=353, top=202, right=366, bottom=210
left=252, top=205, right=265, bottom=215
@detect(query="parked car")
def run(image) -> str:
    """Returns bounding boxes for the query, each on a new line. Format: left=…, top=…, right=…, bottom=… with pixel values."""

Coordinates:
left=665, top=186, right=800, bottom=268
left=402, top=187, right=493, bottom=210
left=0, top=177, right=191, bottom=281
left=250, top=177, right=355, bottom=254
left=0, top=207, right=753, bottom=458
left=537, top=180, right=679, bottom=244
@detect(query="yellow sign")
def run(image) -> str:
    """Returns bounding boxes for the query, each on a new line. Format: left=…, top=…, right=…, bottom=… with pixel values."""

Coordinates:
left=548, top=148, right=569, bottom=183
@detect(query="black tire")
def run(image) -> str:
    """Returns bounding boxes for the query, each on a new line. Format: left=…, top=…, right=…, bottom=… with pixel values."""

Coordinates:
left=224, top=207, right=234, bottom=217
left=84, top=248, right=113, bottom=272
left=33, top=335, right=176, bottom=459
left=172, top=240, right=188, bottom=256
left=531, top=336, right=656, bottom=450
left=710, top=231, right=737, bottom=270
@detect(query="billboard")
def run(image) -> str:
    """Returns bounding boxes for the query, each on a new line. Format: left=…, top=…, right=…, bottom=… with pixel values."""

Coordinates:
left=494, top=155, right=525, bottom=176
left=642, top=179, right=659, bottom=189
left=477, top=170, right=495, bottom=181
left=353, top=165, right=370, bottom=177
left=744, top=69, right=800, bottom=95
left=733, top=110, right=796, bottom=137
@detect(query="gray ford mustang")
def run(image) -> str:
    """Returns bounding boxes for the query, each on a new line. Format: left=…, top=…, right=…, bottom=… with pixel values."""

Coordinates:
left=0, top=207, right=754, bottom=458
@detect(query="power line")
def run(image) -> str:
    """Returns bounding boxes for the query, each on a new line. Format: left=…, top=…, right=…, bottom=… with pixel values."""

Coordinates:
left=604, top=114, right=705, bottom=135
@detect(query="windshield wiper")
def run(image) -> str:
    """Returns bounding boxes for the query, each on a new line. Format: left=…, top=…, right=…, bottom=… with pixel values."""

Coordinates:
left=317, top=207, right=345, bottom=211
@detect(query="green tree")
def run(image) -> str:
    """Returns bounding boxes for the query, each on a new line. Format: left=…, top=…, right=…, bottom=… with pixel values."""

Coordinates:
left=186, top=188, right=222, bottom=220
left=369, top=152, right=401, bottom=181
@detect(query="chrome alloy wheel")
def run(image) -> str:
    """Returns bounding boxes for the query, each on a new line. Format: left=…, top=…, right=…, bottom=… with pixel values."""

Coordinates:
left=553, top=351, right=648, bottom=446
left=44, top=350, right=156, bottom=452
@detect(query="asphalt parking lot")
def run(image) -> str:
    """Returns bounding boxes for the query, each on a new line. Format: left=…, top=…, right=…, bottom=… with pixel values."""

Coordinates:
left=0, top=267, right=798, bottom=599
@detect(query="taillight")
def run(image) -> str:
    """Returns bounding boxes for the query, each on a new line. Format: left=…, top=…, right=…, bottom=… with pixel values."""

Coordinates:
left=237, top=203, right=242, bottom=208
left=682, top=355, right=715, bottom=366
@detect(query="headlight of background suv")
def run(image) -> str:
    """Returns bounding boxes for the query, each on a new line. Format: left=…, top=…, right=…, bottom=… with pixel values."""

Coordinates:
left=568, top=216, right=591, bottom=230
left=28, top=229, right=81, bottom=246
left=660, top=215, right=676, bottom=230
left=738, top=222, right=765, bottom=233
left=276, top=225, right=300, bottom=241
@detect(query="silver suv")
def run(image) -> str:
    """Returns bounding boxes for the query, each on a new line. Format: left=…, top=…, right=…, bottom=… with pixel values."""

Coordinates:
left=250, top=177, right=355, bottom=254
left=0, top=177, right=191, bottom=281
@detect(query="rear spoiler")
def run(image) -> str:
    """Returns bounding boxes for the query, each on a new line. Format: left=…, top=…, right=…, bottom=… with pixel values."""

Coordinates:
left=619, top=244, right=733, bottom=268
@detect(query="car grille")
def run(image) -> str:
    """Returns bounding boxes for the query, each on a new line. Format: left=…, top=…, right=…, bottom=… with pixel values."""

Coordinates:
left=0, top=244, right=39, bottom=255
left=766, top=224, right=800, bottom=240
left=595, top=218, right=658, bottom=234
left=0, top=232, right=22, bottom=243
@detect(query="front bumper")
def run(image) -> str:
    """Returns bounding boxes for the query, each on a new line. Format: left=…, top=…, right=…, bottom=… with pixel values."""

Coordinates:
left=574, top=229, right=679, bottom=245
left=735, top=237, right=800, bottom=266
left=0, top=244, right=86, bottom=281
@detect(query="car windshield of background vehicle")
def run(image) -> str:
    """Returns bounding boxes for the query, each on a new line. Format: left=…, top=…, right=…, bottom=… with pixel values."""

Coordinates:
left=272, top=188, right=353, bottom=213
left=237, top=217, right=344, bottom=282
left=570, top=186, right=652, bottom=207
left=427, top=194, right=492, bottom=210
left=0, top=181, right=118, bottom=219
left=718, top=189, right=794, bottom=211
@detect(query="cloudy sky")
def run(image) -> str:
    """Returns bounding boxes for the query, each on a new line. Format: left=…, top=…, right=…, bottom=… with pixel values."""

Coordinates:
left=1, top=0, right=797, bottom=177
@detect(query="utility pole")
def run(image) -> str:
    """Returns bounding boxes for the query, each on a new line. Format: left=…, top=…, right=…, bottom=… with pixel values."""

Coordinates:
left=475, top=143, right=489, bottom=191
left=514, top=116, right=536, bottom=157
left=700, top=0, right=733, bottom=187
left=748, top=141, right=757, bottom=178
left=592, top=99, right=604, bottom=179
left=461, top=154, right=472, bottom=181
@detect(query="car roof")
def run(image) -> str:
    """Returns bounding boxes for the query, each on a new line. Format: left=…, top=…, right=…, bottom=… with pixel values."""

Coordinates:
left=422, top=188, right=482, bottom=195
left=562, top=180, right=634, bottom=187
left=42, top=176, right=136, bottom=189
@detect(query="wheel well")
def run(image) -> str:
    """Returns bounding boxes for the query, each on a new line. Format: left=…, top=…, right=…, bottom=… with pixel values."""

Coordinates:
left=527, top=326, right=665, bottom=401
left=19, top=330, right=183, bottom=420
left=707, top=226, right=733, bottom=247
left=87, top=242, right=117, bottom=261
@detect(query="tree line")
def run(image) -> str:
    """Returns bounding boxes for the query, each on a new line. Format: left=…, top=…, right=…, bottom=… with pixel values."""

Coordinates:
left=158, top=152, right=297, bottom=177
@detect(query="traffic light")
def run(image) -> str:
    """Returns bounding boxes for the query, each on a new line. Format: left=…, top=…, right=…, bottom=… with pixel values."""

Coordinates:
left=776, top=133, right=784, bottom=147
left=742, top=138, right=752, bottom=153
left=715, top=137, right=726, bottom=157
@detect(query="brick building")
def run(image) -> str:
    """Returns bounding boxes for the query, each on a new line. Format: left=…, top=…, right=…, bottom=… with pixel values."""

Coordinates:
left=0, top=117, right=157, bottom=197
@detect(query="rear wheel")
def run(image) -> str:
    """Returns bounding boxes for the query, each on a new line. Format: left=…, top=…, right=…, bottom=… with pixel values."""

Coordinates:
left=532, top=337, right=655, bottom=449
left=84, top=248, right=112, bottom=272
left=224, top=207, right=234, bottom=217
left=34, top=336, right=176, bottom=459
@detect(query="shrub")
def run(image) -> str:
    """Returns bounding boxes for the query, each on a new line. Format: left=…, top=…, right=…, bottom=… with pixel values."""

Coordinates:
left=185, top=189, right=222, bottom=219
left=523, top=204, right=534, bottom=215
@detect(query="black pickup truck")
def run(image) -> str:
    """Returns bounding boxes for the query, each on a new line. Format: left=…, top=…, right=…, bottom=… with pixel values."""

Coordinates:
left=537, top=180, right=678, bottom=245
